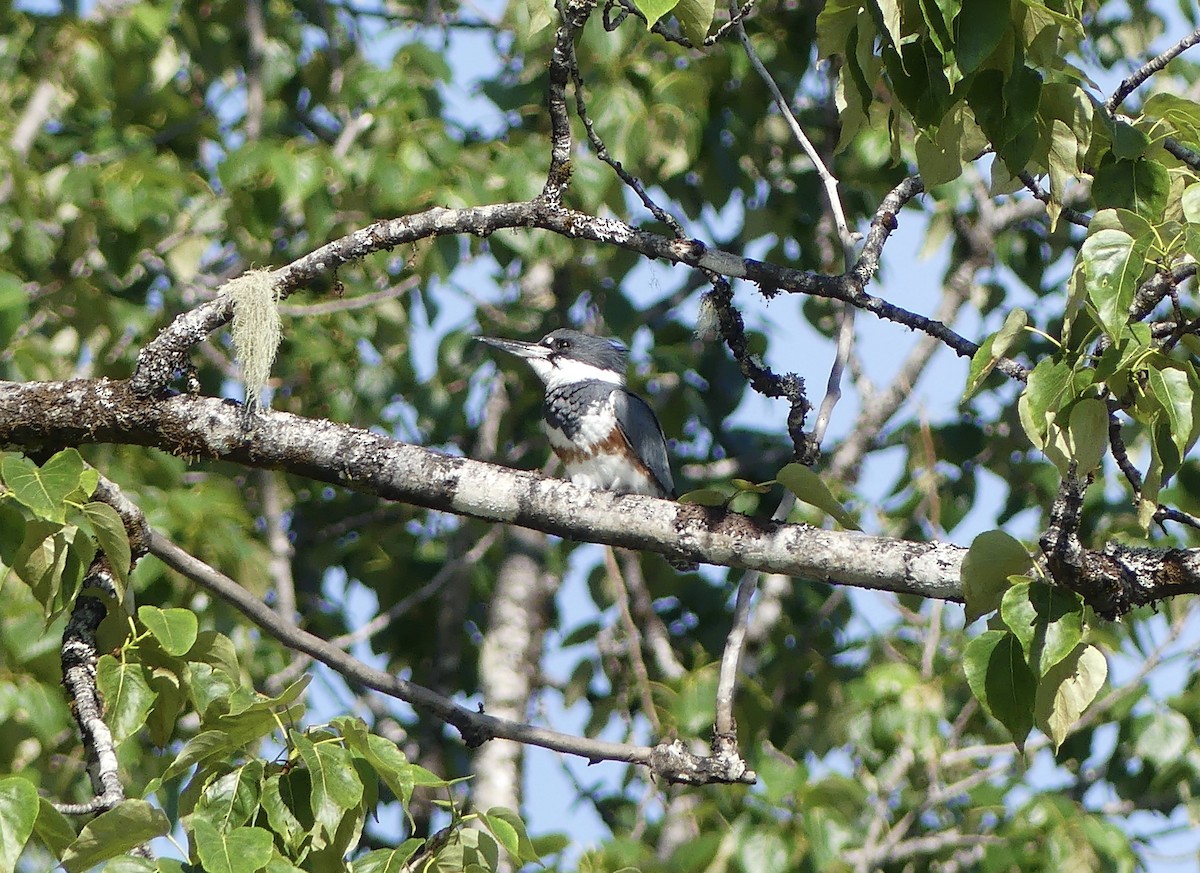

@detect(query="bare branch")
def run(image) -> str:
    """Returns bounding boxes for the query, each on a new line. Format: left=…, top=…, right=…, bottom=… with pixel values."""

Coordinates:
left=1015, top=172, right=1091, bottom=227
left=704, top=276, right=812, bottom=460
left=567, top=45, right=686, bottom=237
left=131, top=198, right=1002, bottom=396
left=276, top=276, right=420, bottom=316
left=55, top=565, right=128, bottom=817
left=1164, top=137, right=1200, bottom=171
left=542, top=0, right=595, bottom=204
left=148, top=529, right=754, bottom=783
left=714, top=568, right=757, bottom=737
left=1106, top=26, right=1200, bottom=113
left=734, top=8, right=857, bottom=448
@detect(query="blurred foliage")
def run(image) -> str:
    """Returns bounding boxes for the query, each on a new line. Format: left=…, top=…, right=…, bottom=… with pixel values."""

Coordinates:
left=1, top=0, right=1200, bottom=870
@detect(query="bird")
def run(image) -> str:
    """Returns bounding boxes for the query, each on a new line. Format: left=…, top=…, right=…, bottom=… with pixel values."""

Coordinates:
left=476, top=328, right=677, bottom=500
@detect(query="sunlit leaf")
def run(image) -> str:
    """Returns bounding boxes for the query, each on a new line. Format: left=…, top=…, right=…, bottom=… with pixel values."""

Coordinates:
left=777, top=463, right=860, bottom=530
left=60, top=801, right=170, bottom=873
left=191, top=818, right=273, bottom=873
left=2, top=450, right=86, bottom=524
left=0, top=777, right=38, bottom=873
left=139, top=606, right=199, bottom=657
left=960, top=530, right=1033, bottom=622
left=1034, top=644, right=1107, bottom=750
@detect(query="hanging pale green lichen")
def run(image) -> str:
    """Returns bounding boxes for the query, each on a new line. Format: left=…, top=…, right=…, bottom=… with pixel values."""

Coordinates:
left=220, top=269, right=281, bottom=410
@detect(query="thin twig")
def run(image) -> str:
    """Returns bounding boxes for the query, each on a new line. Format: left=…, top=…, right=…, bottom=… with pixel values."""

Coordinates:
left=618, top=550, right=685, bottom=680
left=148, top=529, right=755, bottom=783
left=604, top=548, right=662, bottom=733
left=705, top=276, right=811, bottom=459
left=734, top=6, right=857, bottom=449
left=1106, top=26, right=1200, bottom=112
left=1016, top=172, right=1092, bottom=228
left=266, top=528, right=502, bottom=692
left=566, top=47, right=686, bottom=237
left=276, top=276, right=421, bottom=316
left=713, top=568, right=757, bottom=736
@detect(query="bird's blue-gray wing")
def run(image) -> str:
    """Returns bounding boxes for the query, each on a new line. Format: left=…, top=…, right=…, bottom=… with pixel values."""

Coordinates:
left=614, top=390, right=675, bottom=497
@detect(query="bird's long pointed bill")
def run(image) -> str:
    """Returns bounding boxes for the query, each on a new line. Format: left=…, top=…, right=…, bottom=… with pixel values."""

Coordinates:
left=475, top=336, right=550, bottom=360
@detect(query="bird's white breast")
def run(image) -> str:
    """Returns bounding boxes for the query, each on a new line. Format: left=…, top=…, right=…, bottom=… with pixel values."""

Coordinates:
left=544, top=397, right=658, bottom=495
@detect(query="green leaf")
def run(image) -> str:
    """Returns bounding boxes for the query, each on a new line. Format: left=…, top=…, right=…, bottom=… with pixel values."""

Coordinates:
left=195, top=761, right=265, bottom=831
left=336, top=717, right=440, bottom=808
left=162, top=730, right=241, bottom=783
left=1034, top=644, right=1107, bottom=750
left=187, top=662, right=240, bottom=721
left=0, top=273, right=29, bottom=350
left=677, top=488, right=729, bottom=506
left=731, top=478, right=773, bottom=494
left=260, top=772, right=310, bottom=851
left=0, top=777, right=38, bottom=873
left=736, top=829, right=789, bottom=873
left=1146, top=365, right=1195, bottom=457
left=776, top=463, right=860, bottom=530
left=1092, top=155, right=1171, bottom=220
left=33, top=798, right=77, bottom=857
left=674, top=0, right=715, bottom=44
left=1018, top=358, right=1073, bottom=449
left=1183, top=181, right=1200, bottom=224
left=960, top=530, right=1033, bottom=622
left=350, top=842, right=426, bottom=873
left=146, top=668, right=186, bottom=748
left=955, top=0, right=1009, bottom=73
left=192, top=819, right=274, bottom=873
left=100, top=859, right=157, bottom=872
left=187, top=631, right=242, bottom=679
left=518, top=0, right=554, bottom=34
left=1134, top=709, right=1192, bottom=769
left=2, top=450, right=86, bottom=524
left=1080, top=227, right=1149, bottom=339
left=292, top=732, right=364, bottom=848
left=61, top=800, right=170, bottom=873
left=963, top=630, right=1036, bottom=747
left=1110, top=119, right=1149, bottom=160
left=482, top=808, right=539, bottom=863
left=139, top=605, right=199, bottom=656
left=963, top=308, right=1026, bottom=400
left=999, top=580, right=1084, bottom=677
left=1067, top=397, right=1109, bottom=475
left=96, top=656, right=157, bottom=743
left=631, top=0, right=678, bottom=27
left=82, top=501, right=132, bottom=586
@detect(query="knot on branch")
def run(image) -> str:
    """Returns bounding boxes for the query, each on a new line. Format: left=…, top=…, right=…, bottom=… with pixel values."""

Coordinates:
left=704, top=277, right=811, bottom=459
left=130, top=297, right=235, bottom=397
left=648, top=735, right=757, bottom=785
left=1040, top=469, right=1200, bottom=618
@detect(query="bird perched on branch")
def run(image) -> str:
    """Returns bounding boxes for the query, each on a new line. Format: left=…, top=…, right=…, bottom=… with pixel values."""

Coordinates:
left=476, top=328, right=677, bottom=499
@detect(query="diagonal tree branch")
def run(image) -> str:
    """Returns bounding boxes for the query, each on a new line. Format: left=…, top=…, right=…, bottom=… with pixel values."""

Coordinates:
left=1106, top=26, right=1200, bottom=113
left=148, top=529, right=753, bottom=784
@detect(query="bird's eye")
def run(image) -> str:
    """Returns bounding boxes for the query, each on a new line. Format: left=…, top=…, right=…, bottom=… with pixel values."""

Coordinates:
left=554, top=338, right=569, bottom=350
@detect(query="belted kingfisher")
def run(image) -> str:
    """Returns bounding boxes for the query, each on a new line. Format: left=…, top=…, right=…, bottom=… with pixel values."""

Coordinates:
left=476, top=329, right=676, bottom=499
